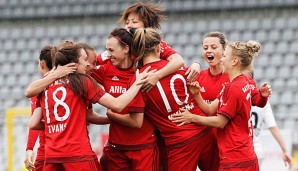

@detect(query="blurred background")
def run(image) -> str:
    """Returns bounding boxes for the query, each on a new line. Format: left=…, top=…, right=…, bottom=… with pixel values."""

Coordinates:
left=0, top=0, right=297, bottom=170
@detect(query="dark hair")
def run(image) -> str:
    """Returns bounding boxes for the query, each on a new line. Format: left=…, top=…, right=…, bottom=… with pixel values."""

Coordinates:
left=108, top=28, right=135, bottom=53
left=119, top=1, right=166, bottom=29
left=39, top=45, right=54, bottom=70
left=203, top=32, right=228, bottom=49
left=54, top=44, right=97, bottom=100
left=75, top=42, right=95, bottom=57
left=131, top=28, right=161, bottom=70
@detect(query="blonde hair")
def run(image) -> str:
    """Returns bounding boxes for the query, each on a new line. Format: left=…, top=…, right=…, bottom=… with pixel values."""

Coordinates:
left=228, top=40, right=261, bottom=69
left=131, top=28, right=161, bottom=70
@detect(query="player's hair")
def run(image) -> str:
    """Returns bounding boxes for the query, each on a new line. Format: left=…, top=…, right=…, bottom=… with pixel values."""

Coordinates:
left=57, top=40, right=75, bottom=50
left=75, top=42, right=95, bottom=57
left=54, top=44, right=97, bottom=99
left=108, top=28, right=135, bottom=50
left=39, top=45, right=54, bottom=70
left=203, top=32, right=228, bottom=49
left=119, top=1, right=166, bottom=29
left=228, top=40, right=261, bottom=70
left=131, top=28, right=161, bottom=70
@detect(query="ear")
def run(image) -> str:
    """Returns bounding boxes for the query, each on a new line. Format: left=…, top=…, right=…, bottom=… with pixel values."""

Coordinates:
left=39, top=60, right=46, bottom=70
left=124, top=45, right=130, bottom=54
left=232, top=57, right=239, bottom=66
left=156, top=44, right=161, bottom=53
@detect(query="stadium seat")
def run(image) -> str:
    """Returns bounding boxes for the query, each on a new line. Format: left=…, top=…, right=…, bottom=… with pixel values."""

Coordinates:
left=278, top=67, right=291, bottom=79
left=280, top=90, right=293, bottom=105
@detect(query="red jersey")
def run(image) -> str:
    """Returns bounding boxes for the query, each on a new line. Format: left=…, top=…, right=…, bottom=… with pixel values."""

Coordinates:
left=91, top=61, right=156, bottom=148
left=96, top=40, right=176, bottom=65
left=217, top=74, right=256, bottom=166
left=38, top=76, right=106, bottom=162
left=196, top=68, right=230, bottom=104
left=129, top=60, right=208, bottom=147
left=26, top=96, right=45, bottom=161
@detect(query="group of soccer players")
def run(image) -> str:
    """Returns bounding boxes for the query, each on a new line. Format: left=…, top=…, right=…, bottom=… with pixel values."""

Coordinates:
left=22, top=1, right=292, bottom=171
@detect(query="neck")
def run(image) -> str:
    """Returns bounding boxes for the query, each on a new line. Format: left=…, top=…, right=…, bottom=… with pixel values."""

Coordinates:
left=229, top=68, right=247, bottom=81
left=209, top=64, right=223, bottom=75
left=143, top=53, right=160, bottom=65
left=118, top=56, right=133, bottom=69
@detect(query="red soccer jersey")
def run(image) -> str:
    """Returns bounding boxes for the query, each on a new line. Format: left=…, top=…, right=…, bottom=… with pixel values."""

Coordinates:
left=96, top=40, right=176, bottom=65
left=129, top=60, right=208, bottom=147
left=38, top=76, right=106, bottom=162
left=217, top=74, right=256, bottom=166
left=91, top=61, right=156, bottom=147
left=196, top=68, right=230, bottom=104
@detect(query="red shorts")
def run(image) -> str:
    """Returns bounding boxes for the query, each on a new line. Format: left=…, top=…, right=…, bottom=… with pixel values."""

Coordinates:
left=99, top=152, right=108, bottom=171
left=167, top=130, right=219, bottom=171
left=218, top=163, right=259, bottom=171
left=44, top=158, right=101, bottom=171
left=219, top=158, right=259, bottom=171
left=104, top=145, right=159, bottom=171
left=34, top=160, right=44, bottom=171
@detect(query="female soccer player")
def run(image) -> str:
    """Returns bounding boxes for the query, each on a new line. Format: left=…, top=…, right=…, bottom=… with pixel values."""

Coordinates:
left=91, top=28, right=159, bottom=171
left=126, top=28, right=219, bottom=171
left=24, top=45, right=54, bottom=171
left=171, top=40, right=272, bottom=171
left=28, top=44, right=150, bottom=170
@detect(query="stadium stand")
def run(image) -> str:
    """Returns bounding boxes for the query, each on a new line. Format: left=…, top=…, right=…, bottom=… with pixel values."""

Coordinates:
left=0, top=0, right=297, bottom=170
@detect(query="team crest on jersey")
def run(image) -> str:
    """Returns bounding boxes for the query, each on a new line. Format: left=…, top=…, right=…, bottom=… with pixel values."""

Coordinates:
left=112, top=76, right=119, bottom=81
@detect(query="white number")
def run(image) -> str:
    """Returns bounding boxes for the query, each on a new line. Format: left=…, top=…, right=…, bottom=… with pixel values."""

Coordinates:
left=246, top=90, right=253, bottom=136
left=44, top=87, right=70, bottom=123
left=157, top=74, right=189, bottom=113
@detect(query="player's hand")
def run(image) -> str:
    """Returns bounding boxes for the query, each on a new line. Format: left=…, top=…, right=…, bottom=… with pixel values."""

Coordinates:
left=24, top=150, right=35, bottom=171
left=185, top=62, right=200, bottom=82
left=282, top=152, right=293, bottom=169
left=170, top=108, right=194, bottom=126
left=259, top=82, right=272, bottom=97
left=141, top=71, right=159, bottom=92
left=187, top=81, right=201, bottom=95
left=51, top=63, right=77, bottom=78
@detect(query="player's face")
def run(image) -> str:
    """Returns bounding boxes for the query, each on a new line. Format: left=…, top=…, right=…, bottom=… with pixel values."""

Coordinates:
left=202, top=37, right=224, bottom=67
left=77, top=49, right=89, bottom=74
left=125, top=13, right=145, bottom=30
left=221, top=46, right=233, bottom=75
left=106, top=37, right=130, bottom=68
left=86, top=50, right=97, bottom=75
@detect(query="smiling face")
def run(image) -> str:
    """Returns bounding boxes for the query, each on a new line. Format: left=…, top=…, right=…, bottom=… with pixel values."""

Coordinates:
left=106, top=37, right=130, bottom=68
left=202, top=37, right=225, bottom=67
left=124, top=13, right=145, bottom=30
left=76, top=49, right=89, bottom=74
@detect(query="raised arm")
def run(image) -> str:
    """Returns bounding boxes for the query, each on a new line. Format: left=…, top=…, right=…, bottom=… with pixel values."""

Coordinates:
left=25, top=64, right=76, bottom=97
left=98, top=67, right=150, bottom=112
left=188, top=81, right=218, bottom=115
left=141, top=53, right=184, bottom=92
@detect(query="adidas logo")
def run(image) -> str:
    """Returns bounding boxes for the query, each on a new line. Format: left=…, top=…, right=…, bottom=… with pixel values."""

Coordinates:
left=112, top=76, right=119, bottom=81
left=200, top=87, right=206, bottom=92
